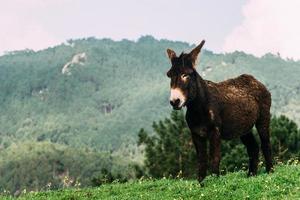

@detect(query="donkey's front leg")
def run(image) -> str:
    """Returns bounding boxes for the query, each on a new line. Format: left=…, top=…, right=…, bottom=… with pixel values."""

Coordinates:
left=209, top=127, right=221, bottom=175
left=191, top=133, right=207, bottom=183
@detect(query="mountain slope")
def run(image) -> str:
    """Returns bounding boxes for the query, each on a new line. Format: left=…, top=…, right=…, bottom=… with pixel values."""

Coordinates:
left=1, top=36, right=300, bottom=150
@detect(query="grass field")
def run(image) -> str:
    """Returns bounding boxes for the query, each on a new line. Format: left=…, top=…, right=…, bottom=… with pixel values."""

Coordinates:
left=1, top=164, right=300, bottom=200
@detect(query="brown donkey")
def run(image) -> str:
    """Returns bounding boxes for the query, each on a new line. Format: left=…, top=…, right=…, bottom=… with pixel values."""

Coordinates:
left=166, top=40, right=273, bottom=183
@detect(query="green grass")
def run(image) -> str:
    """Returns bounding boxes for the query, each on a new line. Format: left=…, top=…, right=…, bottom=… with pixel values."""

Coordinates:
left=2, top=164, right=300, bottom=200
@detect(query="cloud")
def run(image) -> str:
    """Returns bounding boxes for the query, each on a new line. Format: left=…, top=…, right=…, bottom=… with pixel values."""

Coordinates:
left=0, top=0, right=72, bottom=54
left=0, top=18, right=60, bottom=54
left=223, top=0, right=300, bottom=60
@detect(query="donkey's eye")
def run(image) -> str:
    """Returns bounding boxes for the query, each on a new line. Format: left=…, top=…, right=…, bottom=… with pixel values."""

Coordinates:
left=181, top=74, right=189, bottom=80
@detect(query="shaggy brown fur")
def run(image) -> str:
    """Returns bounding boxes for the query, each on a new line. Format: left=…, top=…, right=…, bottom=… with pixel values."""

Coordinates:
left=166, top=40, right=273, bottom=183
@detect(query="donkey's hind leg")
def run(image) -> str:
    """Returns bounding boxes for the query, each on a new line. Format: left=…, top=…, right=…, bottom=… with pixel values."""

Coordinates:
left=240, top=130, right=259, bottom=176
left=256, top=111, right=273, bottom=173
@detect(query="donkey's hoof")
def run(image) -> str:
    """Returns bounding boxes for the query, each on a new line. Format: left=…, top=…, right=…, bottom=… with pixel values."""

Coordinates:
left=198, top=176, right=205, bottom=185
left=247, top=171, right=257, bottom=177
left=199, top=182, right=205, bottom=187
left=266, top=166, right=274, bottom=173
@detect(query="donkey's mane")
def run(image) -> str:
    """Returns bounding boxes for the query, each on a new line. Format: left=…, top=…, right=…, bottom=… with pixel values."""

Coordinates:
left=178, top=52, right=188, bottom=59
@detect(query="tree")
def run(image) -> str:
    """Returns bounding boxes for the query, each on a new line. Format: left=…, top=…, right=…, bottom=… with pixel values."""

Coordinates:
left=139, top=111, right=300, bottom=178
left=138, top=110, right=197, bottom=178
left=270, top=115, right=300, bottom=161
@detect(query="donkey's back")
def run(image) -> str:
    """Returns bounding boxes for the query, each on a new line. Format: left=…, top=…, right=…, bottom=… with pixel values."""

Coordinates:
left=207, top=74, right=271, bottom=139
left=217, top=74, right=270, bottom=101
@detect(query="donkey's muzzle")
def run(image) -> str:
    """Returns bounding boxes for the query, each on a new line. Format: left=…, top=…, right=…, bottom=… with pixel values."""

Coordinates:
left=170, top=99, right=181, bottom=110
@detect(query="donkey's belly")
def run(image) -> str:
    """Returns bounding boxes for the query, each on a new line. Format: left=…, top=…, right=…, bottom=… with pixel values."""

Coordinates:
left=220, top=99, right=259, bottom=139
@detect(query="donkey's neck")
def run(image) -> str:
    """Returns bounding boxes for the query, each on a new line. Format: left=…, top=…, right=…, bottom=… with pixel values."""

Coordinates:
left=186, top=72, right=209, bottom=113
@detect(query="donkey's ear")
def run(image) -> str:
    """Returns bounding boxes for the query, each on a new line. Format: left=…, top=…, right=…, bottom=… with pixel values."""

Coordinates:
left=166, top=48, right=177, bottom=60
left=189, top=40, right=205, bottom=66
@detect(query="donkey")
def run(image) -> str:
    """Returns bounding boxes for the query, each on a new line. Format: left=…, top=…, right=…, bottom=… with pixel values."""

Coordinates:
left=166, top=40, right=273, bottom=183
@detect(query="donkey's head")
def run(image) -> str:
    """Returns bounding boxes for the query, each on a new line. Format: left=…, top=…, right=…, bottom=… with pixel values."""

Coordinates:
left=166, top=40, right=205, bottom=110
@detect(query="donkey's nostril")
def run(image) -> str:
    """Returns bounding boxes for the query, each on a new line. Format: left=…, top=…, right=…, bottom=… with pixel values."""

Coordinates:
left=170, top=99, right=181, bottom=107
left=170, top=100, right=175, bottom=106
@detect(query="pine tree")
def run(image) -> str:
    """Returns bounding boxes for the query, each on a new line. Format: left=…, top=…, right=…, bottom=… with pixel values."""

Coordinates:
left=138, top=112, right=300, bottom=178
left=271, top=115, right=300, bottom=161
left=138, top=110, right=197, bottom=178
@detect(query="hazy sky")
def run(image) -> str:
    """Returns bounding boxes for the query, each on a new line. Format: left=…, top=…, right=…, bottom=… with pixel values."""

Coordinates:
left=1, top=0, right=300, bottom=59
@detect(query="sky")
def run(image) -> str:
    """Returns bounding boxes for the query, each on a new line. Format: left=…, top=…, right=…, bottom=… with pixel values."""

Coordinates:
left=1, top=0, right=300, bottom=59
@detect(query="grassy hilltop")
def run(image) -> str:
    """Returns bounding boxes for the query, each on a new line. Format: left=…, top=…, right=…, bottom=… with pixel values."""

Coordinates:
left=1, top=164, right=299, bottom=200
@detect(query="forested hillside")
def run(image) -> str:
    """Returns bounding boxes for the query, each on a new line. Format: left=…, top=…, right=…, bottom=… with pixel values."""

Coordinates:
left=1, top=36, right=300, bottom=151
left=0, top=142, right=139, bottom=194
